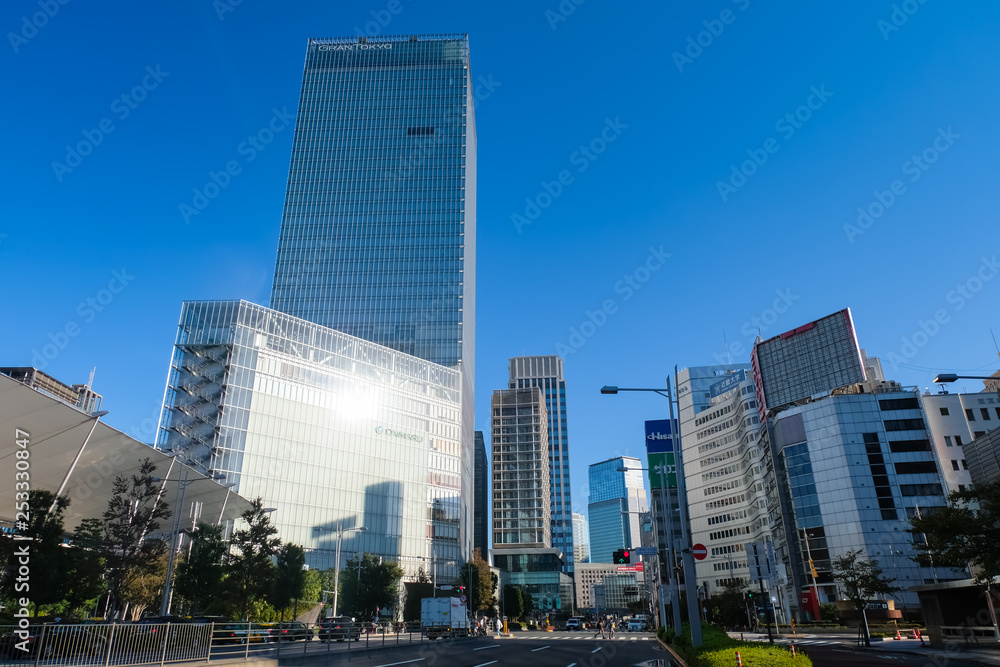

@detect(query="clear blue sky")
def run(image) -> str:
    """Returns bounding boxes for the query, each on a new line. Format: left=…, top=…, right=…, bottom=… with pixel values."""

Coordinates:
left=3, top=1, right=999, bottom=529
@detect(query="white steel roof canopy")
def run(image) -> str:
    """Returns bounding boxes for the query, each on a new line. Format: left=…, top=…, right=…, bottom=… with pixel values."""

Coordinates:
left=0, top=374, right=253, bottom=532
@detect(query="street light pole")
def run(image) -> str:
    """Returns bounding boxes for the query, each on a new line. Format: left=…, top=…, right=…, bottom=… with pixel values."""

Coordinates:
left=601, top=376, right=703, bottom=647
left=801, top=530, right=820, bottom=621
left=329, top=523, right=367, bottom=618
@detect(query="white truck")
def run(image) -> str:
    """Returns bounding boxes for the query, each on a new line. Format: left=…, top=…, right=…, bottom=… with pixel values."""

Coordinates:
left=420, top=597, right=470, bottom=639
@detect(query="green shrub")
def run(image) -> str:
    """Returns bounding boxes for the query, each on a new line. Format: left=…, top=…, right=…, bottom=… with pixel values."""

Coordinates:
left=699, top=644, right=810, bottom=667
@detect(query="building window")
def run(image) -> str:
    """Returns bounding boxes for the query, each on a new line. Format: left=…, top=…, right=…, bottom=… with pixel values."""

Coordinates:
left=888, top=439, right=932, bottom=453
left=961, top=460, right=968, bottom=470
left=900, top=483, right=944, bottom=496
left=879, top=398, right=921, bottom=411
left=895, top=461, right=938, bottom=474
left=975, top=431, right=986, bottom=438
left=939, top=407, right=950, bottom=416
left=981, top=408, right=991, bottom=420
left=959, top=485, right=967, bottom=492
left=956, top=435, right=964, bottom=446
left=966, top=409, right=975, bottom=421
left=884, top=418, right=927, bottom=431
left=951, top=460, right=960, bottom=471
left=945, top=436, right=953, bottom=447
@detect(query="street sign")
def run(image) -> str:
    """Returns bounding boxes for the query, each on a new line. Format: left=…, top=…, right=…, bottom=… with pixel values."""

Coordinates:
left=460, top=595, right=467, bottom=604
left=633, top=547, right=657, bottom=556
left=439, top=585, right=452, bottom=590
left=692, top=544, right=707, bottom=560
left=616, top=564, right=644, bottom=572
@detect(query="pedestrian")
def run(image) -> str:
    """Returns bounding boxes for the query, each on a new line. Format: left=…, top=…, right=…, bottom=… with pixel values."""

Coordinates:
left=593, top=617, right=605, bottom=639
left=609, top=618, right=615, bottom=639
left=496, top=617, right=502, bottom=636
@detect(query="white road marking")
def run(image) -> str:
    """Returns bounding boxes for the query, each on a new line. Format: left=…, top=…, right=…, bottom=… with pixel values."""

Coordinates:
left=374, top=659, right=425, bottom=667
left=531, top=645, right=550, bottom=652
left=591, top=646, right=603, bottom=653
left=472, top=662, right=497, bottom=667
left=473, top=644, right=500, bottom=651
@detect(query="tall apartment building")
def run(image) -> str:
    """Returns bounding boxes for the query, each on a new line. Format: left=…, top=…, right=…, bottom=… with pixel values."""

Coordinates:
left=508, top=356, right=574, bottom=572
left=474, top=430, right=489, bottom=556
left=267, top=34, right=477, bottom=562
left=588, top=457, right=647, bottom=564
left=491, top=387, right=550, bottom=549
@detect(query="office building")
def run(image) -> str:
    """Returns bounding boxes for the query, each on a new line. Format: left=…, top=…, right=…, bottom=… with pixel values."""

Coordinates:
left=508, top=356, right=575, bottom=572
left=587, top=457, right=647, bottom=564
left=1, top=367, right=102, bottom=414
left=267, top=34, right=477, bottom=563
left=572, top=512, right=589, bottom=565
left=156, top=300, right=465, bottom=578
left=269, top=34, right=475, bottom=373
left=575, top=563, right=637, bottom=612
left=474, top=430, right=489, bottom=557
left=679, top=376, right=769, bottom=595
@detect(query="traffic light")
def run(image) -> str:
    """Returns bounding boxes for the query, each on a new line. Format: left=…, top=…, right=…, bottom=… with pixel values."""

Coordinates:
left=613, top=549, right=631, bottom=564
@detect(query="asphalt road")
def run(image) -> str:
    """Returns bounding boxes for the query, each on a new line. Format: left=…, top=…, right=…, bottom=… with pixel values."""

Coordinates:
left=283, top=632, right=667, bottom=667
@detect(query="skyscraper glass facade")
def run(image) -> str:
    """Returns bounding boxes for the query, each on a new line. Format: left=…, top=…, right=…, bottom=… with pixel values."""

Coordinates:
left=269, top=35, right=475, bottom=375
left=474, top=430, right=488, bottom=556
left=156, top=300, right=465, bottom=578
left=587, top=457, right=646, bottom=564
left=508, top=356, right=574, bottom=572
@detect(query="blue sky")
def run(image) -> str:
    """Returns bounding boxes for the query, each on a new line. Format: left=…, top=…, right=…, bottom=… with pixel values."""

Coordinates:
left=3, top=0, right=999, bottom=530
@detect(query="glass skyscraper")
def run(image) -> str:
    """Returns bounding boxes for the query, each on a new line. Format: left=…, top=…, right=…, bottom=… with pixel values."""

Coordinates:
left=269, top=34, right=475, bottom=376
left=508, top=356, right=575, bottom=573
left=267, top=34, right=476, bottom=565
left=587, top=457, right=647, bottom=564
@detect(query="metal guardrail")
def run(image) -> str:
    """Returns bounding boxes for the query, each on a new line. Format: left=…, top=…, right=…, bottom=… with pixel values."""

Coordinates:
left=0, top=621, right=448, bottom=667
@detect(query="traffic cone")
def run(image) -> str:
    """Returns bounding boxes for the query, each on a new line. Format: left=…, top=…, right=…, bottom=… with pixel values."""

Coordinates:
left=735, top=650, right=743, bottom=666
left=790, top=643, right=796, bottom=658
left=895, top=628, right=902, bottom=640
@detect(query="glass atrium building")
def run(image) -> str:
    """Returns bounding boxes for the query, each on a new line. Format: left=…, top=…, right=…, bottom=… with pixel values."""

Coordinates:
left=156, top=300, right=465, bottom=577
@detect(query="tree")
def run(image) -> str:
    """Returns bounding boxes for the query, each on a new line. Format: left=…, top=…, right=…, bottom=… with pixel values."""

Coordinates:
left=173, top=522, right=227, bottom=615
left=909, top=481, right=1000, bottom=589
left=226, top=498, right=281, bottom=620
left=520, top=585, right=534, bottom=618
left=704, top=578, right=750, bottom=629
left=402, top=568, right=434, bottom=621
left=64, top=518, right=107, bottom=619
left=302, top=569, right=322, bottom=605
left=270, top=543, right=307, bottom=621
left=502, top=584, right=523, bottom=620
left=832, top=549, right=900, bottom=647
left=340, top=553, right=404, bottom=620
left=1, top=490, right=70, bottom=616
left=459, top=549, right=497, bottom=614
left=101, top=458, right=171, bottom=618
left=121, top=552, right=168, bottom=620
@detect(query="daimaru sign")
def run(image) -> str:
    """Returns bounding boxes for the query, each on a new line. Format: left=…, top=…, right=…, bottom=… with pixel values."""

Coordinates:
left=375, top=425, right=423, bottom=442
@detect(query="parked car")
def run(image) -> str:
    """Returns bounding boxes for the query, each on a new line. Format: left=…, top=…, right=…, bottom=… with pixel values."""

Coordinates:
left=265, top=621, right=312, bottom=642
left=564, top=618, right=582, bottom=631
left=317, top=617, right=360, bottom=642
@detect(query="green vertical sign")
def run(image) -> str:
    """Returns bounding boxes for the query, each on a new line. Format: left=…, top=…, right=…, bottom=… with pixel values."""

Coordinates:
left=647, top=452, right=677, bottom=489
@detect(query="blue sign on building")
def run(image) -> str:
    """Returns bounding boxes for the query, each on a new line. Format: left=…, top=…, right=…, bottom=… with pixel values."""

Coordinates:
left=709, top=369, right=746, bottom=398
left=644, top=419, right=675, bottom=453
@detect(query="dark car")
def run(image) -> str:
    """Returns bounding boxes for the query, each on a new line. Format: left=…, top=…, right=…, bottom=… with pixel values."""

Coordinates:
left=317, top=617, right=360, bottom=642
left=267, top=621, right=311, bottom=642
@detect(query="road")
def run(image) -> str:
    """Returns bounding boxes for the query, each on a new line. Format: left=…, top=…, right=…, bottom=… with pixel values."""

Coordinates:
left=278, top=631, right=666, bottom=667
